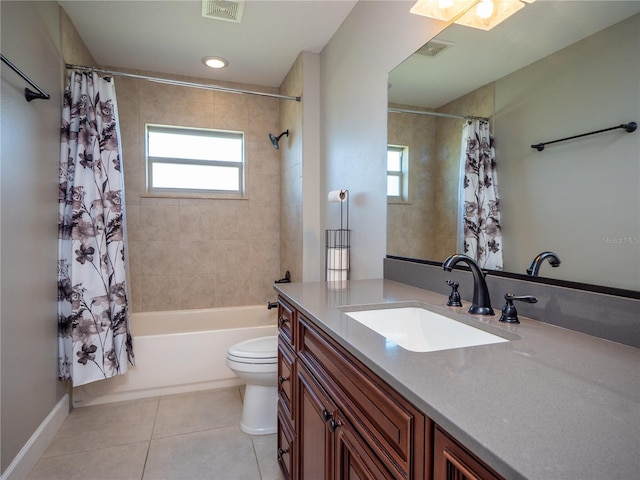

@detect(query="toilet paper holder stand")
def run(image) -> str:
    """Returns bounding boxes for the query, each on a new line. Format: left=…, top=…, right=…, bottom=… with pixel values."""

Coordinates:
left=326, top=189, right=350, bottom=282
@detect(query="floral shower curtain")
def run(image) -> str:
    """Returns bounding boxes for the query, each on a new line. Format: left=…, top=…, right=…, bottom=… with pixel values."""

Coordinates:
left=460, top=120, right=503, bottom=271
left=58, top=71, right=134, bottom=386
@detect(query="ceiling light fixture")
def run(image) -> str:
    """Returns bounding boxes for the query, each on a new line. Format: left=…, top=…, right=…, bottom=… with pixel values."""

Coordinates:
left=475, top=0, right=494, bottom=19
left=202, top=56, right=228, bottom=69
left=410, top=0, right=477, bottom=23
left=410, top=0, right=533, bottom=31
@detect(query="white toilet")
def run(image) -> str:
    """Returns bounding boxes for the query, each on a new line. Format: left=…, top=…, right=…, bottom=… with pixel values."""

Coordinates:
left=226, top=335, right=278, bottom=435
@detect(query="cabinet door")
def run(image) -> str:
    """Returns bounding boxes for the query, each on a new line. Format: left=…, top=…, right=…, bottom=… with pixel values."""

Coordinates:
left=334, top=413, right=399, bottom=480
left=298, top=363, right=337, bottom=480
left=434, top=427, right=502, bottom=480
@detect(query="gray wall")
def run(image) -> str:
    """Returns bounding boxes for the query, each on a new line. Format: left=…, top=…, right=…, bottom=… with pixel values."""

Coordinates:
left=496, top=14, right=640, bottom=290
left=320, top=1, right=446, bottom=280
left=1, top=1, right=66, bottom=473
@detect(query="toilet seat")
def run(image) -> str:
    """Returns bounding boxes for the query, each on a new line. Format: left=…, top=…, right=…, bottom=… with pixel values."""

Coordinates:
left=227, top=336, right=277, bottom=364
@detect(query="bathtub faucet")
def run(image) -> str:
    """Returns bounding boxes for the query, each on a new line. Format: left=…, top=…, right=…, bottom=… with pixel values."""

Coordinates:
left=275, top=271, right=291, bottom=284
left=267, top=301, right=278, bottom=310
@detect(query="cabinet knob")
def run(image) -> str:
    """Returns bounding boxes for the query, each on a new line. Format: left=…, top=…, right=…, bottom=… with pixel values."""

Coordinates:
left=277, top=447, right=289, bottom=461
left=278, top=316, right=289, bottom=326
left=322, top=409, right=333, bottom=422
left=278, top=375, right=289, bottom=385
left=328, top=418, right=341, bottom=433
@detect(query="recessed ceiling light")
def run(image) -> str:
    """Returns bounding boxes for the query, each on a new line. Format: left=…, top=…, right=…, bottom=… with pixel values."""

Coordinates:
left=202, top=56, right=228, bottom=69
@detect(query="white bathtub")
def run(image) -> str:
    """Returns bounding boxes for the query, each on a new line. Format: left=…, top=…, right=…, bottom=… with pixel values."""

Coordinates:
left=72, top=305, right=278, bottom=407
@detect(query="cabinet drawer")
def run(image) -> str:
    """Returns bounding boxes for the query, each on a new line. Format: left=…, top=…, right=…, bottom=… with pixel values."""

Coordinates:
left=299, top=315, right=426, bottom=478
left=277, top=408, right=295, bottom=480
left=277, top=298, right=295, bottom=348
left=278, top=339, right=295, bottom=425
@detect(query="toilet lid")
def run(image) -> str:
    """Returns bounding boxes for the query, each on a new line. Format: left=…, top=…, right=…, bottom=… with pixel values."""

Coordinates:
left=228, top=335, right=277, bottom=360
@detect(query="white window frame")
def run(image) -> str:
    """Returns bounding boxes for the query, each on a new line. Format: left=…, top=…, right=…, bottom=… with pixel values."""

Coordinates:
left=387, top=145, right=408, bottom=202
left=146, top=124, right=245, bottom=197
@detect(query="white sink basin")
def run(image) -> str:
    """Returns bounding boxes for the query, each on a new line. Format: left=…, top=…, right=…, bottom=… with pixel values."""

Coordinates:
left=344, top=306, right=508, bottom=353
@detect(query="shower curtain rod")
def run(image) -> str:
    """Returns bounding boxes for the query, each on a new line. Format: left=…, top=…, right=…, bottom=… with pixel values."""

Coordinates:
left=388, top=107, right=488, bottom=122
left=65, top=64, right=301, bottom=102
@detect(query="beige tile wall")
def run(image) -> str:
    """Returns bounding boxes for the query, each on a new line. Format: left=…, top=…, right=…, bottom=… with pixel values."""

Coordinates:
left=386, top=83, right=494, bottom=263
left=387, top=106, right=437, bottom=260
left=279, top=54, right=303, bottom=282
left=115, top=72, right=282, bottom=312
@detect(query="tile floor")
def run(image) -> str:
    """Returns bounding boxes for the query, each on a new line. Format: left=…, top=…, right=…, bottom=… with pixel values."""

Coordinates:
left=27, top=387, right=284, bottom=480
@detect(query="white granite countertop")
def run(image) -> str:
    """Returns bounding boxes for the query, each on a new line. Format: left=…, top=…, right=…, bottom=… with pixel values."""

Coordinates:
left=274, top=279, right=640, bottom=480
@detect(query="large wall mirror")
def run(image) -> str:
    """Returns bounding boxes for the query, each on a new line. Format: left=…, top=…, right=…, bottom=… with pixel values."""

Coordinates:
left=387, top=1, right=640, bottom=293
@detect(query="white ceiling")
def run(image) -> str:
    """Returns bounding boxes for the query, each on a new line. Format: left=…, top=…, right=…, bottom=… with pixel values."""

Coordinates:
left=59, top=1, right=640, bottom=106
left=59, top=0, right=358, bottom=88
left=388, top=1, right=640, bottom=108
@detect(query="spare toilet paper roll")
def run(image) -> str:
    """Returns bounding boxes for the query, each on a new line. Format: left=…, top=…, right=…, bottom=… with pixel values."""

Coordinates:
left=328, top=190, right=348, bottom=203
left=326, top=247, right=349, bottom=270
left=326, top=269, right=348, bottom=282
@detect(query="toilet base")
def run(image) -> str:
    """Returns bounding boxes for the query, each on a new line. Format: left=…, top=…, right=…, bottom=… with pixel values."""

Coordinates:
left=240, top=384, right=277, bottom=435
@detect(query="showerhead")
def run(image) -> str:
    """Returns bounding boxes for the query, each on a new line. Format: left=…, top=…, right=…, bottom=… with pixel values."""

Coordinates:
left=268, top=130, right=289, bottom=149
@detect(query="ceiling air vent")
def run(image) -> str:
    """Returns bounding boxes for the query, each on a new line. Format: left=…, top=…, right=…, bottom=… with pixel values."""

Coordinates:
left=415, top=39, right=454, bottom=57
left=202, top=0, right=245, bottom=23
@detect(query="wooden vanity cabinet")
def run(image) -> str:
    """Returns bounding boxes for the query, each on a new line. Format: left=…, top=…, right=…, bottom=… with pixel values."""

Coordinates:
left=277, top=299, right=298, bottom=479
left=277, top=296, right=503, bottom=480
left=298, top=314, right=428, bottom=479
left=277, top=298, right=428, bottom=479
left=433, top=427, right=502, bottom=480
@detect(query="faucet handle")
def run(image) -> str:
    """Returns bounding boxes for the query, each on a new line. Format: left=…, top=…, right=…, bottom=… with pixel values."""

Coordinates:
left=499, top=293, right=538, bottom=324
left=445, top=280, right=463, bottom=307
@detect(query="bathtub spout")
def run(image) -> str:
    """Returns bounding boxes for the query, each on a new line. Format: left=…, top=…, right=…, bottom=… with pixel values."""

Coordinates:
left=275, top=271, right=291, bottom=284
left=267, top=301, right=278, bottom=310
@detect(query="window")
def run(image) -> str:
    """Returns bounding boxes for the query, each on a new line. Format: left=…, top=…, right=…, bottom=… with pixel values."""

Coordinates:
left=387, top=145, right=408, bottom=201
left=146, top=125, right=244, bottom=196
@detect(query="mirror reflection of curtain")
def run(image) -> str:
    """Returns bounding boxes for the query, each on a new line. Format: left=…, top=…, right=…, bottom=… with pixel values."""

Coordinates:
left=458, top=120, right=503, bottom=270
left=58, top=71, right=134, bottom=386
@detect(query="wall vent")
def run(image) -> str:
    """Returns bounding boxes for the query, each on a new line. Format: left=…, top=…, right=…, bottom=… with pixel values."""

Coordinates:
left=415, top=39, right=454, bottom=57
left=202, top=0, right=245, bottom=23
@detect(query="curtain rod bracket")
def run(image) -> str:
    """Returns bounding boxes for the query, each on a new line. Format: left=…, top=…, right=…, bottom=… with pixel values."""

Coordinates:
left=24, top=88, right=49, bottom=102
left=1, top=54, right=50, bottom=102
left=531, top=121, right=637, bottom=152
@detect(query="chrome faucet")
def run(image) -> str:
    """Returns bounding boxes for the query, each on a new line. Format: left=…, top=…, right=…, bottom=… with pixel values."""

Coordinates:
left=527, top=251, right=561, bottom=276
left=442, top=254, right=494, bottom=315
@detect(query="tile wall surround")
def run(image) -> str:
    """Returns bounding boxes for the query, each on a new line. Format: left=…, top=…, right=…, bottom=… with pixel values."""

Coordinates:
left=384, top=257, right=640, bottom=349
left=279, top=54, right=304, bottom=283
left=387, top=83, right=494, bottom=263
left=387, top=106, right=436, bottom=261
left=115, top=71, right=283, bottom=312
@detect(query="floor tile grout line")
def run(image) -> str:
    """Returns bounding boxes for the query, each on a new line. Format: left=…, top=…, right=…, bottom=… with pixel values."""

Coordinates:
left=251, top=437, right=265, bottom=480
left=36, top=438, right=153, bottom=461
left=140, top=395, right=162, bottom=480
left=31, top=387, right=280, bottom=479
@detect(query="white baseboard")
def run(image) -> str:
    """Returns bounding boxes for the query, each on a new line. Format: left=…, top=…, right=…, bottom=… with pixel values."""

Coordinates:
left=1, top=394, right=69, bottom=480
left=73, top=378, right=244, bottom=407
